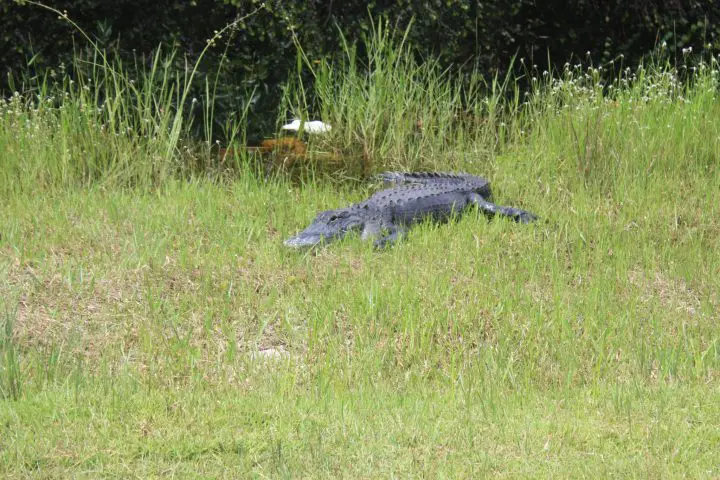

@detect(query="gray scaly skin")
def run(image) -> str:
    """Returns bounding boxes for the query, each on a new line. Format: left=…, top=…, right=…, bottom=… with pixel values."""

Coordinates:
left=284, top=172, right=537, bottom=249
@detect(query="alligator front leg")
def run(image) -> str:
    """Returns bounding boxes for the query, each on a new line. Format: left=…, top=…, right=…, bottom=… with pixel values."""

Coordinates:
left=469, top=194, right=537, bottom=224
left=360, top=216, right=406, bottom=248
left=372, top=225, right=408, bottom=249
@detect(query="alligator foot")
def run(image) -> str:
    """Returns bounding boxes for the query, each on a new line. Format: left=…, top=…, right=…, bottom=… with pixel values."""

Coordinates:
left=470, top=194, right=537, bottom=224
left=515, top=210, right=538, bottom=224
left=373, top=227, right=405, bottom=249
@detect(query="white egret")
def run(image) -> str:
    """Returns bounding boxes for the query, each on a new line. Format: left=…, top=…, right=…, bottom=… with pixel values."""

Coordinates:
left=281, top=118, right=332, bottom=134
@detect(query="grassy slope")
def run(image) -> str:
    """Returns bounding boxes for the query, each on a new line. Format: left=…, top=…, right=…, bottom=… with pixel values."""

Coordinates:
left=1, top=151, right=718, bottom=476
left=1, top=49, right=720, bottom=476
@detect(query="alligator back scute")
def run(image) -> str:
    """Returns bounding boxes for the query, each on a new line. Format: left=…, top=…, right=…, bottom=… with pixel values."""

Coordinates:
left=378, top=171, right=488, bottom=186
left=377, top=171, right=491, bottom=197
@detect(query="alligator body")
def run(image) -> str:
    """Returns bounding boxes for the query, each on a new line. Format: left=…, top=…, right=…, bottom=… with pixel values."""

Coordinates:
left=284, top=172, right=537, bottom=249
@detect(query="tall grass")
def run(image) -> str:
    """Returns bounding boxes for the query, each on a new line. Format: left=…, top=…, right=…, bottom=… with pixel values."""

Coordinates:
left=284, top=18, right=517, bottom=175
left=0, top=2, right=262, bottom=196
left=282, top=18, right=720, bottom=189
left=0, top=51, right=187, bottom=194
left=515, top=52, right=720, bottom=192
left=4, top=10, right=719, bottom=191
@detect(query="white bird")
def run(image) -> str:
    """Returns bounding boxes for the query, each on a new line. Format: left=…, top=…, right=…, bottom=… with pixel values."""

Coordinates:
left=281, top=118, right=332, bottom=134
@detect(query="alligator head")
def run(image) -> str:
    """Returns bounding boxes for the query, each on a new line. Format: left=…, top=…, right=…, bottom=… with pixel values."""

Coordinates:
left=284, top=207, right=365, bottom=248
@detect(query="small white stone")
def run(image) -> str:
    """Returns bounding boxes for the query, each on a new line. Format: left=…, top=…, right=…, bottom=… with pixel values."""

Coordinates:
left=251, top=347, right=289, bottom=361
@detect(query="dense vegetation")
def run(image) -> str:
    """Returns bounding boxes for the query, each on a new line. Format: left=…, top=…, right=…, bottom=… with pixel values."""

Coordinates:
left=1, top=2, right=719, bottom=476
left=3, top=0, right=719, bottom=141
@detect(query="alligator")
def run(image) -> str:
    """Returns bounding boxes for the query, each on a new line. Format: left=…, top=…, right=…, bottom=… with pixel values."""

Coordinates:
left=284, top=172, right=537, bottom=249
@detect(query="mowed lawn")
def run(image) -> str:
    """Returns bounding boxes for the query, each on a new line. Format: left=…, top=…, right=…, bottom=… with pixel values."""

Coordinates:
left=1, top=143, right=719, bottom=476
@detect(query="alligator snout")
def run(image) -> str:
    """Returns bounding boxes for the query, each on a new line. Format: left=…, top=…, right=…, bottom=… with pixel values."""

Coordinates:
left=283, top=234, right=324, bottom=249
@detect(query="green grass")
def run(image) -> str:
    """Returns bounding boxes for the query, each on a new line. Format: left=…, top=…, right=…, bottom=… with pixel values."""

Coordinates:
left=283, top=18, right=516, bottom=175
left=1, top=25, right=720, bottom=476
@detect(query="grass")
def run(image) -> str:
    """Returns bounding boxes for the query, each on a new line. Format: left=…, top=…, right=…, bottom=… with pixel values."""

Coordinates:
left=283, top=18, right=514, bottom=175
left=1, top=21, right=720, bottom=476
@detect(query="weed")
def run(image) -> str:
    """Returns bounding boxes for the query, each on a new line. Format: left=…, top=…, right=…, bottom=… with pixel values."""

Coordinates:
left=0, top=308, right=22, bottom=400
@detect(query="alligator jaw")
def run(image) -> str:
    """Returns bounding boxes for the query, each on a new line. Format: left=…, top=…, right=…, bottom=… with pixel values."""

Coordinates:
left=283, top=234, right=326, bottom=249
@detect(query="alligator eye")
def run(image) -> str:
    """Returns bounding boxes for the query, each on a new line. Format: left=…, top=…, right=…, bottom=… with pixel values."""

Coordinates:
left=329, top=215, right=338, bottom=222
